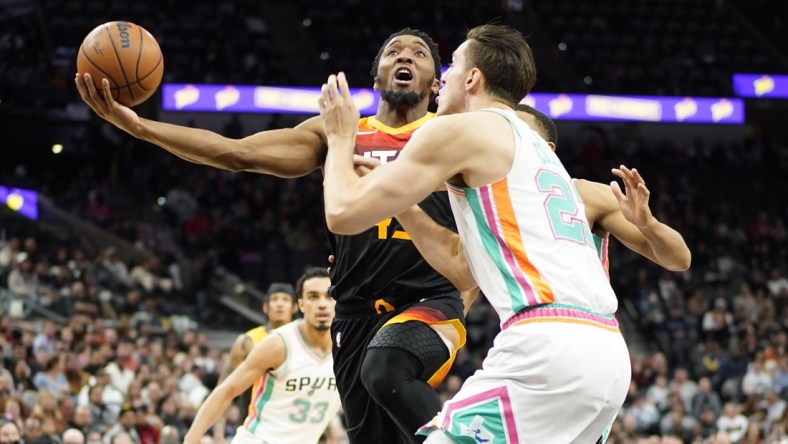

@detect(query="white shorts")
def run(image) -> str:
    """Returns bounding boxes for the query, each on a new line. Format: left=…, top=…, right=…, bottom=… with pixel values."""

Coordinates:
left=420, top=307, right=630, bottom=444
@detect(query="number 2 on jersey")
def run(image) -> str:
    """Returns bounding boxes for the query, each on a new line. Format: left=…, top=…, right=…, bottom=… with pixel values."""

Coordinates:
left=536, top=170, right=593, bottom=246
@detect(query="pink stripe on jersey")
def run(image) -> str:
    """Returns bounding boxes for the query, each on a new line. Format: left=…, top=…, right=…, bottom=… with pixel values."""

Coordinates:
left=478, top=186, right=540, bottom=306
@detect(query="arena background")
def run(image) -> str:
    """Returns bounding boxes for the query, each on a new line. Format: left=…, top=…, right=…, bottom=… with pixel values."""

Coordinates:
left=0, top=0, right=786, bottom=443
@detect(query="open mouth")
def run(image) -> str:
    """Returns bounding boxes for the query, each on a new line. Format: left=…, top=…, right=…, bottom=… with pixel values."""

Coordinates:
left=394, top=67, right=414, bottom=86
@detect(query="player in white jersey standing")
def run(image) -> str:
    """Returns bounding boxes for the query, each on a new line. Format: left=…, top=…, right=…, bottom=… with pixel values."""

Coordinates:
left=318, top=24, right=630, bottom=443
left=184, top=268, right=340, bottom=444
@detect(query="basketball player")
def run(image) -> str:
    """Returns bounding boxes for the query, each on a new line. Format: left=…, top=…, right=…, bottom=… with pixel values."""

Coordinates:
left=319, top=24, right=630, bottom=443
left=183, top=268, right=340, bottom=444
left=76, top=28, right=466, bottom=444
left=214, top=283, right=298, bottom=441
left=356, top=105, right=691, bottom=444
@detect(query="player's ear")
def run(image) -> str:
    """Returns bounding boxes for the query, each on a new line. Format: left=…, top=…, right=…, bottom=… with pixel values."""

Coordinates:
left=548, top=141, right=556, bottom=152
left=466, top=68, right=481, bottom=91
left=431, top=78, right=440, bottom=95
left=373, top=79, right=380, bottom=91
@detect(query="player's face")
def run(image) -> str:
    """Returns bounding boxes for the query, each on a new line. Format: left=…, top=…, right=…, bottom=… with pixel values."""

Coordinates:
left=436, top=41, right=471, bottom=116
left=298, top=277, right=335, bottom=331
left=375, top=35, right=438, bottom=108
left=265, top=292, right=296, bottom=325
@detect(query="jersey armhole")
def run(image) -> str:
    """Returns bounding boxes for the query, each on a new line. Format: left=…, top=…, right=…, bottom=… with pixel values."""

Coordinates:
left=269, top=331, right=289, bottom=380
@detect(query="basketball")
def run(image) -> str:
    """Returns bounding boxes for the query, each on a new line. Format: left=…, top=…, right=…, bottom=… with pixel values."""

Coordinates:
left=76, top=21, right=164, bottom=107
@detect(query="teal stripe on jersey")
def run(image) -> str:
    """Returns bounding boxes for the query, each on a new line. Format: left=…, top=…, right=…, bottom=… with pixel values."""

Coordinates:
left=464, top=188, right=526, bottom=312
left=247, top=375, right=276, bottom=434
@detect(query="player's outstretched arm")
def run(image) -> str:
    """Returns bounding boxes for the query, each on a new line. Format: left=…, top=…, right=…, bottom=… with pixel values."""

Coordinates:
left=183, top=333, right=286, bottom=444
left=577, top=168, right=691, bottom=271
left=212, top=333, right=254, bottom=441
left=75, top=74, right=325, bottom=177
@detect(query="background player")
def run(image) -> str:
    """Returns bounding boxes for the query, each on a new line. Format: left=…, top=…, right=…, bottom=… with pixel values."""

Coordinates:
left=183, top=267, right=339, bottom=444
left=75, top=28, right=465, bottom=444
left=318, top=24, right=630, bottom=442
left=214, top=283, right=298, bottom=441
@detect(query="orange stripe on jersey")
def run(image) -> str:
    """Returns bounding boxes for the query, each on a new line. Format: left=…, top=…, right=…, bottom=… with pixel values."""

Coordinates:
left=491, top=178, right=555, bottom=304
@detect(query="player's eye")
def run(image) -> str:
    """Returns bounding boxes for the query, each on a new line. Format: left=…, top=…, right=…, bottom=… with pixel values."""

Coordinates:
left=386, top=50, right=398, bottom=56
left=415, top=50, right=426, bottom=57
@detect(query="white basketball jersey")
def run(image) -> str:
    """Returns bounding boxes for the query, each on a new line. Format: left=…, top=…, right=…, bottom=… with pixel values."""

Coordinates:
left=447, top=108, right=618, bottom=325
left=234, top=321, right=340, bottom=444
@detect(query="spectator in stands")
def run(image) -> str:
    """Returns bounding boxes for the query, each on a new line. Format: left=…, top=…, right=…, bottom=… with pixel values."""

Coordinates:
left=103, top=404, right=140, bottom=444
left=0, top=420, right=22, bottom=444
left=742, top=352, right=774, bottom=397
left=130, top=258, right=172, bottom=295
left=716, top=402, right=749, bottom=443
left=68, top=405, right=94, bottom=437
left=659, top=402, right=697, bottom=441
left=102, top=248, right=132, bottom=290
left=7, top=254, right=37, bottom=298
left=105, top=339, right=137, bottom=397
left=0, top=237, right=20, bottom=270
left=671, top=367, right=698, bottom=410
left=63, top=428, right=86, bottom=444
left=692, top=376, right=722, bottom=419
left=703, top=298, right=734, bottom=343
left=32, top=355, right=70, bottom=397
left=32, top=320, right=56, bottom=356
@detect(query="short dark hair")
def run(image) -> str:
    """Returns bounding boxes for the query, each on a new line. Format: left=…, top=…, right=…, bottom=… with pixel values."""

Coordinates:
left=515, top=104, right=558, bottom=145
left=370, top=28, right=441, bottom=81
left=465, top=24, right=536, bottom=106
left=295, top=267, right=330, bottom=300
left=265, top=283, right=296, bottom=303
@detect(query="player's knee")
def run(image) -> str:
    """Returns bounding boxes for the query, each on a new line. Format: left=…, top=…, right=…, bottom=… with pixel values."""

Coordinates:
left=367, top=322, right=449, bottom=382
left=360, top=347, right=411, bottom=398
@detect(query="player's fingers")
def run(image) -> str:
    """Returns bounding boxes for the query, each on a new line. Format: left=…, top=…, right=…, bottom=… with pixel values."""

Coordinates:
left=101, top=78, right=115, bottom=109
left=318, top=84, right=330, bottom=111
left=637, top=182, right=651, bottom=197
left=83, top=74, right=104, bottom=109
left=610, top=181, right=626, bottom=202
left=353, top=154, right=381, bottom=169
left=326, top=74, right=339, bottom=101
left=631, top=168, right=646, bottom=186
left=618, top=165, right=638, bottom=190
left=611, top=168, right=626, bottom=181
left=338, top=72, right=351, bottom=100
left=74, top=74, right=91, bottom=102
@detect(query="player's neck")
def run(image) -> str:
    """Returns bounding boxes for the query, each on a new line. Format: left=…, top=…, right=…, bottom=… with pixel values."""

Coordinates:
left=468, top=96, right=511, bottom=113
left=374, top=101, right=431, bottom=128
left=298, top=320, right=332, bottom=356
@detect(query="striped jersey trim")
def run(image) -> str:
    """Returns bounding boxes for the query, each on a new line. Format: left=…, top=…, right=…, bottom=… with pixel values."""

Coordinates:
left=244, top=374, right=276, bottom=433
left=502, top=303, right=619, bottom=331
left=364, top=112, right=435, bottom=135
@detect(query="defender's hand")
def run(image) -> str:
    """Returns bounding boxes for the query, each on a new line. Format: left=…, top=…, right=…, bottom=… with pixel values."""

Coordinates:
left=318, top=72, right=360, bottom=145
left=611, top=165, right=655, bottom=229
